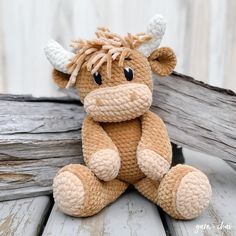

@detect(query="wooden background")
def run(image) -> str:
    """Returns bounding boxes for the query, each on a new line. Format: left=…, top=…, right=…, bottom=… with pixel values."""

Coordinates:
left=0, top=0, right=236, bottom=96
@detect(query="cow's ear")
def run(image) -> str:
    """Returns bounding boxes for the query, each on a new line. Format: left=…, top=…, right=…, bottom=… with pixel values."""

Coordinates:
left=148, top=47, right=176, bottom=76
left=52, top=69, right=70, bottom=88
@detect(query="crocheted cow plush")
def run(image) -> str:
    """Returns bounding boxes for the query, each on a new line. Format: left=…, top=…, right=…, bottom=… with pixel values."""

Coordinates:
left=45, top=14, right=211, bottom=219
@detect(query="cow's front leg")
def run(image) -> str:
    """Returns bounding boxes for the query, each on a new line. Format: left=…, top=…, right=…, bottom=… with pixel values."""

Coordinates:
left=82, top=116, right=121, bottom=181
left=137, top=111, right=172, bottom=181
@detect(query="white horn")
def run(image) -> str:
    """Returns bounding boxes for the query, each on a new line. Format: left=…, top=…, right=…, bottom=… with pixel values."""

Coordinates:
left=44, top=39, right=75, bottom=74
left=137, top=14, right=166, bottom=57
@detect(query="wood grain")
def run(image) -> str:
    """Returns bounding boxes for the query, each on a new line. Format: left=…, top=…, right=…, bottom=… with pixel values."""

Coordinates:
left=0, top=72, right=235, bottom=200
left=153, top=72, right=236, bottom=163
left=0, top=196, right=51, bottom=236
left=42, top=192, right=166, bottom=236
left=164, top=149, right=236, bottom=236
left=0, top=95, right=84, bottom=201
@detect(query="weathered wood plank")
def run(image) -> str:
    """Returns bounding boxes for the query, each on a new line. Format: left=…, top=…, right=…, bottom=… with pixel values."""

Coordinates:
left=153, top=72, right=236, bottom=163
left=0, top=159, right=74, bottom=202
left=0, top=95, right=84, bottom=201
left=0, top=71, right=235, bottom=200
left=42, top=192, right=166, bottom=236
left=0, top=196, right=51, bottom=236
left=164, top=149, right=236, bottom=236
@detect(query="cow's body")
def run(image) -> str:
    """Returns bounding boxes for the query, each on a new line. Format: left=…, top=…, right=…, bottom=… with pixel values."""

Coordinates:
left=46, top=14, right=212, bottom=220
left=102, top=117, right=144, bottom=183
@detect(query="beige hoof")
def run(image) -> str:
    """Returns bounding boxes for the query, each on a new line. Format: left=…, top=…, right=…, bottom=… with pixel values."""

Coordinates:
left=137, top=148, right=170, bottom=180
left=89, top=149, right=120, bottom=181
left=53, top=171, right=85, bottom=216
left=176, top=171, right=212, bottom=219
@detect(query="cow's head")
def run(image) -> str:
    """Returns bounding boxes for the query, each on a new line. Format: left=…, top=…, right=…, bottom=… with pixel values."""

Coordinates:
left=45, top=14, right=176, bottom=122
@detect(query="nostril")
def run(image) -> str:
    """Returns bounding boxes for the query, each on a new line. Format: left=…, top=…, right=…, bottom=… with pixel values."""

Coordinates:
left=96, top=98, right=103, bottom=106
left=130, top=91, right=138, bottom=101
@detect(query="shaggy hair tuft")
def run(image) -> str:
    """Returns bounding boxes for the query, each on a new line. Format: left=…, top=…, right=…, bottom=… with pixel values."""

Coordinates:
left=66, top=27, right=152, bottom=88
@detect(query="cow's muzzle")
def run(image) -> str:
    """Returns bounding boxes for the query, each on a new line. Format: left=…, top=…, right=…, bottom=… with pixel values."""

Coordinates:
left=84, top=83, right=152, bottom=122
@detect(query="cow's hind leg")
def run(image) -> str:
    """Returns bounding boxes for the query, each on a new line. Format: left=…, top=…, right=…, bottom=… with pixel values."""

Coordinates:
left=134, top=177, right=160, bottom=204
left=53, top=164, right=128, bottom=217
left=134, top=164, right=211, bottom=220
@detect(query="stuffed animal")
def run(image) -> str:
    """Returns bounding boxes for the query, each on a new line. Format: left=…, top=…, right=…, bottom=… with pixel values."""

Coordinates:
left=44, top=14, right=211, bottom=219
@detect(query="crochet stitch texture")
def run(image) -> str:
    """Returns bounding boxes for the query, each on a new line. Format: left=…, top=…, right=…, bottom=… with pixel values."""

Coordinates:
left=45, top=14, right=211, bottom=219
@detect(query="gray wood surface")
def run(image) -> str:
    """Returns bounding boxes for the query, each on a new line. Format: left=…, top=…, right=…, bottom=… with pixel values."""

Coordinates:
left=164, top=149, right=236, bottom=236
left=42, top=192, right=166, bottom=236
left=0, top=196, right=51, bottom=236
left=153, top=72, right=236, bottom=163
left=0, top=95, right=84, bottom=201
left=0, top=72, right=235, bottom=201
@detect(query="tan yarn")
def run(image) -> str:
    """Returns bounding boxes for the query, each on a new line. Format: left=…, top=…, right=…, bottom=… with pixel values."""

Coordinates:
left=53, top=112, right=211, bottom=218
left=134, top=177, right=160, bottom=204
left=149, top=47, right=177, bottom=76
left=75, top=50, right=153, bottom=103
left=66, top=28, right=152, bottom=88
left=176, top=170, right=212, bottom=219
left=89, top=149, right=120, bottom=181
left=102, top=118, right=145, bottom=183
left=138, top=111, right=172, bottom=163
left=82, top=116, right=119, bottom=165
left=137, top=149, right=170, bottom=181
left=134, top=164, right=211, bottom=220
left=137, top=111, right=172, bottom=180
left=51, top=28, right=211, bottom=219
left=157, top=164, right=196, bottom=219
left=54, top=164, right=128, bottom=217
left=84, top=83, right=152, bottom=122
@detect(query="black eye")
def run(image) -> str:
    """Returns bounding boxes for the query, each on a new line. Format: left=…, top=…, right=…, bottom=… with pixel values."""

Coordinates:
left=93, top=72, right=102, bottom=85
left=124, top=67, right=133, bottom=81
